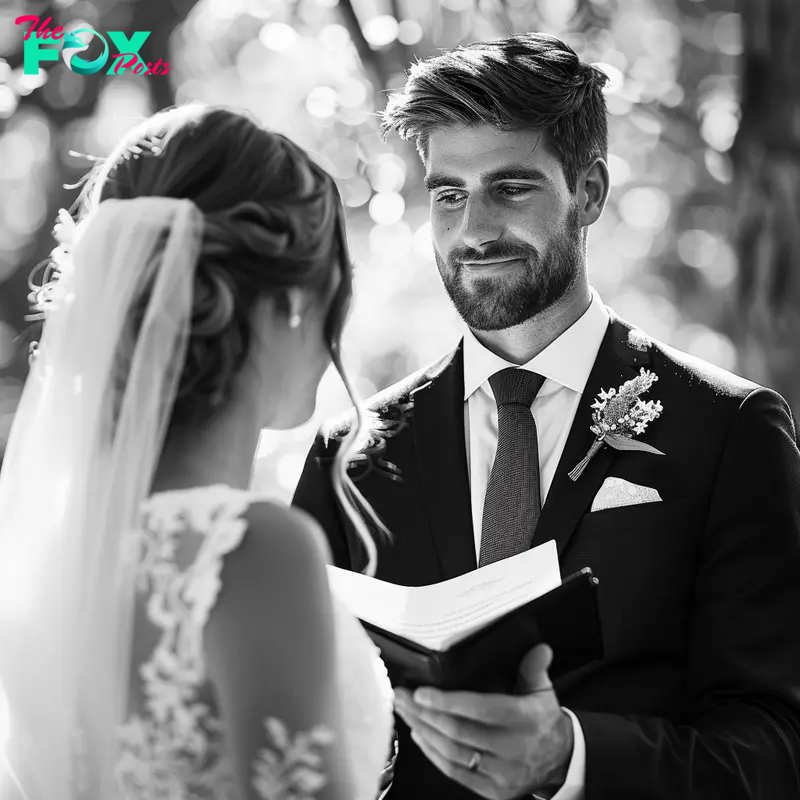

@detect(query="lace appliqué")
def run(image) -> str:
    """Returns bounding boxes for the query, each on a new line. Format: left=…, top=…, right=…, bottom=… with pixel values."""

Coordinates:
left=115, top=486, right=251, bottom=799
left=251, top=717, right=334, bottom=800
left=113, top=486, right=343, bottom=800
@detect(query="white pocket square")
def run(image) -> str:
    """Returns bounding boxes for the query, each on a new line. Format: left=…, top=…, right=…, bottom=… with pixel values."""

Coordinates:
left=590, top=477, right=662, bottom=512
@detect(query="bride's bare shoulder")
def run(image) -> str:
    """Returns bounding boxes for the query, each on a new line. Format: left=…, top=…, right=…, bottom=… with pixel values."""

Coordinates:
left=204, top=500, right=338, bottom=689
left=213, top=500, right=334, bottom=597
left=246, top=500, right=332, bottom=563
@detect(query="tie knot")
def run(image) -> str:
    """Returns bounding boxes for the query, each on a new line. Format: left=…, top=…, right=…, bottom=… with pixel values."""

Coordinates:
left=488, top=368, right=545, bottom=407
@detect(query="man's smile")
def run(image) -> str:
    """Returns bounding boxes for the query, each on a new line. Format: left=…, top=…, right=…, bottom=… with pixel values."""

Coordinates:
left=461, top=257, right=525, bottom=275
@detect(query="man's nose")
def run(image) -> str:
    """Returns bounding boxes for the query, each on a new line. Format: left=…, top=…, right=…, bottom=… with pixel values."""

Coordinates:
left=460, top=194, right=503, bottom=250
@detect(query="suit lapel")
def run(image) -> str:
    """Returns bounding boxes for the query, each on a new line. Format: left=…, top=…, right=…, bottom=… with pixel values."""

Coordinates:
left=411, top=342, right=477, bottom=580
left=532, top=313, right=651, bottom=558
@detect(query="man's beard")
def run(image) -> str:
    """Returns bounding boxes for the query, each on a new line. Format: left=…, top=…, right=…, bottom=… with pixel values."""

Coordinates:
left=435, top=205, right=584, bottom=331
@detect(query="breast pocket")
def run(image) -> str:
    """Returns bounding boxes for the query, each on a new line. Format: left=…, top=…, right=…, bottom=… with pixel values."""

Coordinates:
left=579, top=497, right=697, bottom=561
left=575, top=499, right=699, bottom=649
left=580, top=498, right=683, bottom=533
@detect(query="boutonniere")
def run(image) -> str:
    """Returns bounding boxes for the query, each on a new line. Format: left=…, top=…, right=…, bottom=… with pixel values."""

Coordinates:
left=569, top=368, right=665, bottom=481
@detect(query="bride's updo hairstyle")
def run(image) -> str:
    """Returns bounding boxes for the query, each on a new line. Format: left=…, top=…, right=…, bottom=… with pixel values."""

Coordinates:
left=78, top=105, right=348, bottom=422
left=62, top=104, right=385, bottom=571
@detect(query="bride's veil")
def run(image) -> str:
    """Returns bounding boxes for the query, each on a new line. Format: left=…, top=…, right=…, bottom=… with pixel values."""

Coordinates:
left=0, top=197, right=203, bottom=798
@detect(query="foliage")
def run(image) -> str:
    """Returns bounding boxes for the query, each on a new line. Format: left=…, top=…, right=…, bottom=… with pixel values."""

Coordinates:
left=0, top=0, right=790, bottom=501
left=729, top=0, right=800, bottom=420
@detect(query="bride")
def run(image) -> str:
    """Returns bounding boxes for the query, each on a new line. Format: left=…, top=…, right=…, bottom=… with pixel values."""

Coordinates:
left=0, top=104, right=394, bottom=799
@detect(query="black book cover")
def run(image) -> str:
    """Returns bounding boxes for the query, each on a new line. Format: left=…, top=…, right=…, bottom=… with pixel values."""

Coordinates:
left=361, top=569, right=603, bottom=692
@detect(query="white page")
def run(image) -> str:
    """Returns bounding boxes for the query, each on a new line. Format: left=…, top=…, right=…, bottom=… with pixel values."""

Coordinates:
left=327, top=539, right=561, bottom=651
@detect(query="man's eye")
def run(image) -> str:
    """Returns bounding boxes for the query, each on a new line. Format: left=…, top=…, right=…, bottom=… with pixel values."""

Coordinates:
left=497, top=186, right=530, bottom=198
left=435, top=192, right=464, bottom=207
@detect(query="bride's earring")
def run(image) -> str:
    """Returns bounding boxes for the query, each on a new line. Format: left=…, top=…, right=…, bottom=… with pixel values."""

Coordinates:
left=288, top=312, right=302, bottom=329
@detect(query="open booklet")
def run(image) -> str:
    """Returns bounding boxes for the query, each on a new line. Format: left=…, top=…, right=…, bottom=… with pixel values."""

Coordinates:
left=327, top=540, right=561, bottom=651
left=327, top=541, right=603, bottom=691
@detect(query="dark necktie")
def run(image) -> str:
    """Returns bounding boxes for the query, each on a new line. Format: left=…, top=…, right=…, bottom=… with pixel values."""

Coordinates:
left=479, top=368, right=546, bottom=567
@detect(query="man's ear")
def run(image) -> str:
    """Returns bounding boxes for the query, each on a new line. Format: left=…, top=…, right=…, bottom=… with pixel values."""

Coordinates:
left=579, top=158, right=610, bottom=227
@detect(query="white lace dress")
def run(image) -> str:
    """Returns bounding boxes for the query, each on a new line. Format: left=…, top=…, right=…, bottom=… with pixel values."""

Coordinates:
left=114, top=485, right=395, bottom=800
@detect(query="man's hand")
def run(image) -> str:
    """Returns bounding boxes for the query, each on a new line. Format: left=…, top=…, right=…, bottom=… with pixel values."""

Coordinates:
left=393, top=644, right=574, bottom=800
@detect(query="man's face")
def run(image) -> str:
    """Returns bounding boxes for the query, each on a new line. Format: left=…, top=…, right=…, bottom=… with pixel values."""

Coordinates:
left=426, top=124, right=585, bottom=331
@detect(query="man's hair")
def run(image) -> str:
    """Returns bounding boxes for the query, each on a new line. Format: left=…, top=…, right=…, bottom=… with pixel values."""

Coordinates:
left=381, top=33, right=609, bottom=193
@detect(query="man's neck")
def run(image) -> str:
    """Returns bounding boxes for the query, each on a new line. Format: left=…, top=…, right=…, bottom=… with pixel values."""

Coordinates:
left=469, top=284, right=592, bottom=365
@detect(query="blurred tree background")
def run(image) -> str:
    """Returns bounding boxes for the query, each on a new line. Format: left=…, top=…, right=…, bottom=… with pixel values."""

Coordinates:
left=0, top=0, right=797, bottom=502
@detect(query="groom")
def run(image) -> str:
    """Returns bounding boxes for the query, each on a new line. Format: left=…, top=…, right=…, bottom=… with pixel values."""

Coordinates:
left=293, top=33, right=800, bottom=799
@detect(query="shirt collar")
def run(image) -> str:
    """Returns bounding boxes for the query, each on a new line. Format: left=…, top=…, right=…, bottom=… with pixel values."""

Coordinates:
left=462, top=288, right=610, bottom=401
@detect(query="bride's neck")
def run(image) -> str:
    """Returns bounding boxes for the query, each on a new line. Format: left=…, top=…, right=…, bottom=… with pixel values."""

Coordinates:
left=150, top=403, right=262, bottom=494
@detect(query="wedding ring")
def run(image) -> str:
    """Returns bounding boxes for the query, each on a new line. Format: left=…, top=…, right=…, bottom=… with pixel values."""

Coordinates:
left=467, top=750, right=481, bottom=772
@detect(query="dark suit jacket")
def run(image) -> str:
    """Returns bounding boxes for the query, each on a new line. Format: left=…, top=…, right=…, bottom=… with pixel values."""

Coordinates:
left=293, top=310, right=800, bottom=799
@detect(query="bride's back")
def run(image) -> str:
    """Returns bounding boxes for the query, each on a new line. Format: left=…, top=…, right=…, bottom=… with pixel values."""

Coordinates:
left=0, top=104, right=390, bottom=800
left=120, top=485, right=392, bottom=800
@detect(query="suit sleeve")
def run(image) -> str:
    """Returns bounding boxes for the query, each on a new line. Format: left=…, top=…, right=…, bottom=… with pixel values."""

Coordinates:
left=576, top=388, right=800, bottom=799
left=292, top=431, right=354, bottom=571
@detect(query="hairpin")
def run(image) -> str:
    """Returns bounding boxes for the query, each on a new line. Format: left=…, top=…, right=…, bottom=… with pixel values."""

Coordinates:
left=113, top=133, right=164, bottom=167
left=67, top=133, right=165, bottom=173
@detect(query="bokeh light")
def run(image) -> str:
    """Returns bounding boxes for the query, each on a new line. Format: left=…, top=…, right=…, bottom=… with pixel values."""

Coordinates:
left=618, top=187, right=671, bottom=231
left=260, top=22, right=298, bottom=52
left=0, top=0, right=790, bottom=504
left=398, top=20, right=423, bottom=46
left=362, top=15, right=399, bottom=48
left=366, top=155, right=406, bottom=193
left=306, top=86, right=337, bottom=118
left=368, top=192, right=405, bottom=225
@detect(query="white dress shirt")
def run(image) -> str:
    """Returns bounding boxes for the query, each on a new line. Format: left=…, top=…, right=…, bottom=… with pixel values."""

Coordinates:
left=462, top=289, right=609, bottom=800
